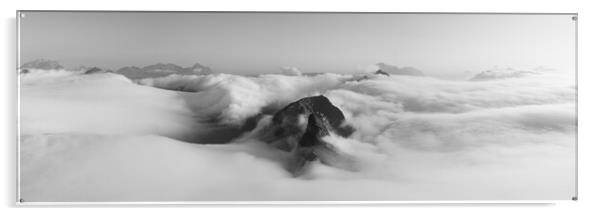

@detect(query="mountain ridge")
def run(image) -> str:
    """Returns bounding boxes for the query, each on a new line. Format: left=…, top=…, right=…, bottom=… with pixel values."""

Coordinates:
left=19, top=59, right=213, bottom=79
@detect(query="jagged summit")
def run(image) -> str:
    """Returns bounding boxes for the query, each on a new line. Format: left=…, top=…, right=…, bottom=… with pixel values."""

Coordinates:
left=259, top=95, right=355, bottom=175
left=374, top=62, right=423, bottom=76
left=188, top=63, right=212, bottom=74
left=83, top=67, right=104, bottom=74
left=374, top=69, right=390, bottom=76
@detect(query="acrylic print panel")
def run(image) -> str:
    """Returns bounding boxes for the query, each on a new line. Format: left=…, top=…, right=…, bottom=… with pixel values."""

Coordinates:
left=17, top=11, right=577, bottom=203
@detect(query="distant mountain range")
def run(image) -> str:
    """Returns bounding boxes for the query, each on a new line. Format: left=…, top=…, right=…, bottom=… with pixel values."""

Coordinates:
left=278, top=67, right=302, bottom=76
left=19, top=59, right=428, bottom=79
left=469, top=67, right=538, bottom=81
left=19, top=59, right=64, bottom=71
left=19, top=59, right=213, bottom=79
left=115, top=63, right=213, bottom=79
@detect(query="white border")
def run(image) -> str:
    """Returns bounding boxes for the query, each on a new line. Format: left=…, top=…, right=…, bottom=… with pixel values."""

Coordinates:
left=16, top=200, right=573, bottom=206
left=8, top=1, right=602, bottom=216
left=16, top=11, right=22, bottom=206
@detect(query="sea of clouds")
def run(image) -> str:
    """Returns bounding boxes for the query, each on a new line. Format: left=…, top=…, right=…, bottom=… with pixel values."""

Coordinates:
left=19, top=68, right=576, bottom=201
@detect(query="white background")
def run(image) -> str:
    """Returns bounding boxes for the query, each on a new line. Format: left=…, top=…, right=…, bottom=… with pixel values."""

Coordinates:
left=1, top=0, right=600, bottom=215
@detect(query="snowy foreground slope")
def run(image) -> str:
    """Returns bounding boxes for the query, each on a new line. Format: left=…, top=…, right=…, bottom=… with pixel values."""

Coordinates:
left=19, top=69, right=576, bottom=201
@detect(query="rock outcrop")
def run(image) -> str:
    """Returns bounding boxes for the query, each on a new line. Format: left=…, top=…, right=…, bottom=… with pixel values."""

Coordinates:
left=259, top=95, right=355, bottom=175
left=375, top=62, right=423, bottom=76
left=374, top=69, right=390, bottom=76
left=83, top=67, right=104, bottom=75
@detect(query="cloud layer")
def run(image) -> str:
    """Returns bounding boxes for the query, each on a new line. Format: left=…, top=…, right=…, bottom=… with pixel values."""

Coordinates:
left=19, top=69, right=576, bottom=201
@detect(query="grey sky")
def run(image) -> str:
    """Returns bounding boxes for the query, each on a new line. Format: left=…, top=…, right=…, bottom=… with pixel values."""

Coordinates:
left=19, top=12, right=576, bottom=75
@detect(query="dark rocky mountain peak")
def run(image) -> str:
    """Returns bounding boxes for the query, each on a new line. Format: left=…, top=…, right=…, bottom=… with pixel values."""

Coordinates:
left=83, top=67, right=104, bottom=75
left=259, top=95, right=355, bottom=175
left=374, top=69, right=390, bottom=76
